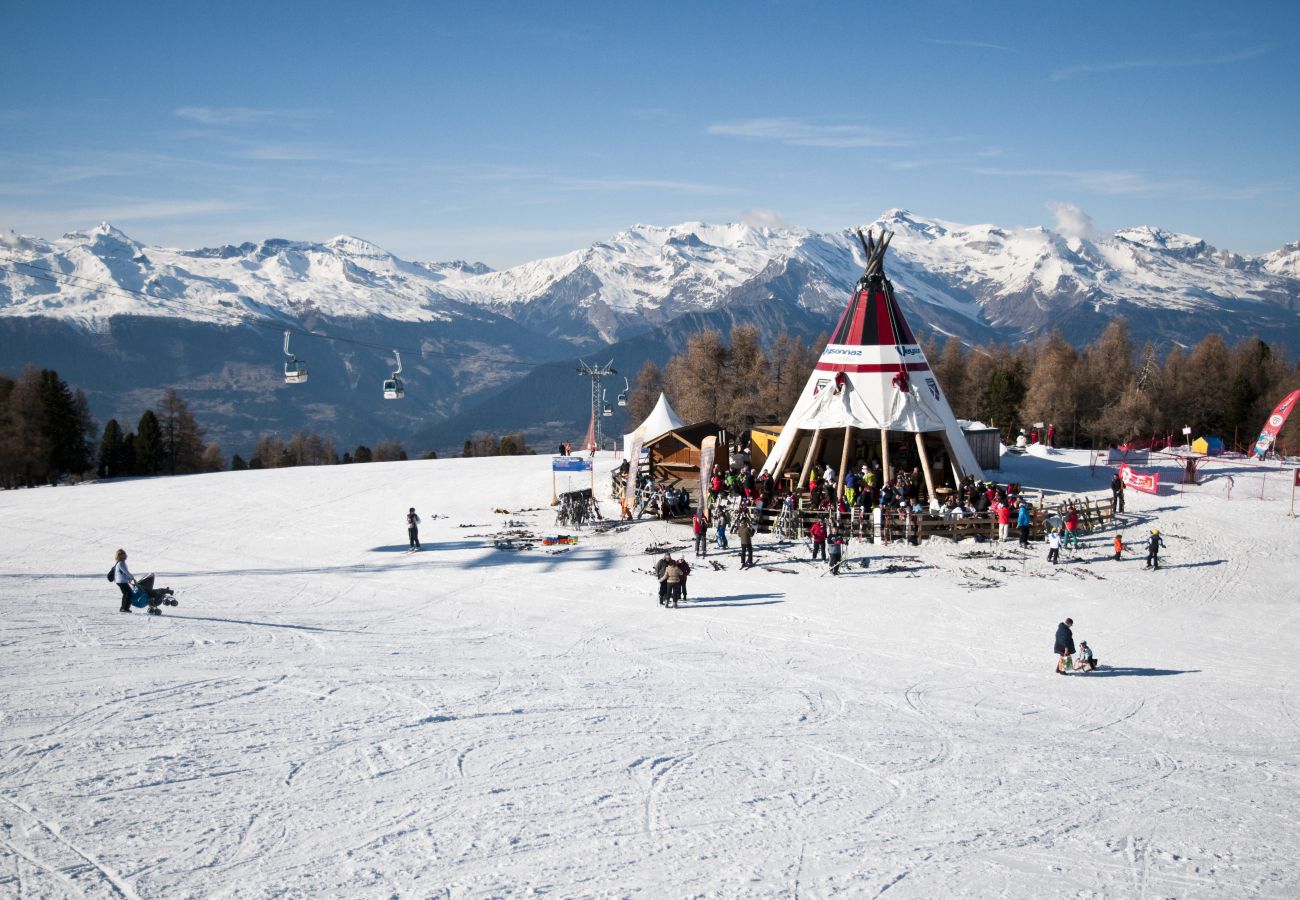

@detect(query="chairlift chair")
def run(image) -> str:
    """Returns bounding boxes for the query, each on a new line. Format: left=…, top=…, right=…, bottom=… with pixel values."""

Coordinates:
left=383, top=349, right=405, bottom=400
left=283, top=330, right=308, bottom=384
left=617, top=377, right=629, bottom=407
left=602, top=388, right=612, bottom=417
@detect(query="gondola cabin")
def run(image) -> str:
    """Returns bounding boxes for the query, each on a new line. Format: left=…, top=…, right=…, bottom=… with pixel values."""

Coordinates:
left=383, top=377, right=404, bottom=400
left=284, top=359, right=308, bottom=384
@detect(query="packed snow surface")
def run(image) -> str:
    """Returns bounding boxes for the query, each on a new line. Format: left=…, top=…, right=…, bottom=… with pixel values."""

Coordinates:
left=2, top=449, right=1298, bottom=897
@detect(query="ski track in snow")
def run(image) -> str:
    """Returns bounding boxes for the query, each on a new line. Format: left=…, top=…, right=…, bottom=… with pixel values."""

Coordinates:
left=1, top=449, right=1298, bottom=896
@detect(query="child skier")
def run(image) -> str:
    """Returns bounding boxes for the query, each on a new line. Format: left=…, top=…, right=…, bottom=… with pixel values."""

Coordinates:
left=1145, top=529, right=1166, bottom=569
left=1113, top=534, right=1123, bottom=561
left=1046, top=529, right=1062, bottom=564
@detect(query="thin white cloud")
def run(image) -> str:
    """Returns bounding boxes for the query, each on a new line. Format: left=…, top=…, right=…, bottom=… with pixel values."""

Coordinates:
left=1051, top=46, right=1266, bottom=81
left=973, top=166, right=1201, bottom=197
left=707, top=118, right=911, bottom=149
left=741, top=209, right=788, bottom=229
left=926, top=38, right=1012, bottom=51
left=551, top=176, right=734, bottom=194
left=174, top=106, right=322, bottom=126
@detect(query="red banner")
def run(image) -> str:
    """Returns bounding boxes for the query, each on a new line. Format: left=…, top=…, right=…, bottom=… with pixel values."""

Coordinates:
left=1120, top=463, right=1160, bottom=494
left=1294, top=469, right=1300, bottom=488
left=1254, top=389, right=1300, bottom=458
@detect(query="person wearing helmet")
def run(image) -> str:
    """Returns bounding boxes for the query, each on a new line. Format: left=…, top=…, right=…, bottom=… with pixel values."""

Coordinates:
left=1145, top=528, right=1166, bottom=569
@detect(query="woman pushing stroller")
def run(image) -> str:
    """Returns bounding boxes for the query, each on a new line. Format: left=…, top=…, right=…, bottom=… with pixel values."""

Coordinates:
left=111, top=549, right=177, bottom=615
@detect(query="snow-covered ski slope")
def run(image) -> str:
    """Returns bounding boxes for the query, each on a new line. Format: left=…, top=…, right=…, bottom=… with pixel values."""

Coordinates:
left=1, top=449, right=1297, bottom=897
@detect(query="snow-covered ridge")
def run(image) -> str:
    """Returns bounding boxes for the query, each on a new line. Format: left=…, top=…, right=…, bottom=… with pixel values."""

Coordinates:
left=1, top=212, right=1297, bottom=338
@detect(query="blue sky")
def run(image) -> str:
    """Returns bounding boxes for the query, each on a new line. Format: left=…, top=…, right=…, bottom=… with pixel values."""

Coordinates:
left=2, top=0, right=1297, bottom=267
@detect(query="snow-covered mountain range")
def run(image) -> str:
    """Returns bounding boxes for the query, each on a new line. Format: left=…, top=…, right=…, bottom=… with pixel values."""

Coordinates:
left=2, top=211, right=1297, bottom=453
left=4, top=210, right=1298, bottom=347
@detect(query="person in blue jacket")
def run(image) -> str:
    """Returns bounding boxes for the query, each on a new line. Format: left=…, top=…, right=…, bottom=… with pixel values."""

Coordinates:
left=1016, top=502, right=1033, bottom=548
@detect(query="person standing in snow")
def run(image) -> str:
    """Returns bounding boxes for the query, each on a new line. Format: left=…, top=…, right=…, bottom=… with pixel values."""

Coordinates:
left=675, top=556, right=691, bottom=604
left=1047, top=423, right=1056, bottom=448
left=1145, top=528, right=1166, bottom=569
left=827, top=525, right=844, bottom=575
left=692, top=509, right=709, bottom=558
left=655, top=551, right=674, bottom=605
left=1111, top=471, right=1125, bottom=513
left=1046, top=528, right=1062, bottom=564
left=714, top=504, right=730, bottom=550
left=663, top=557, right=683, bottom=608
left=406, top=507, right=421, bottom=550
left=809, top=519, right=827, bottom=561
left=995, top=501, right=1012, bottom=542
left=737, top=515, right=755, bottom=568
left=1054, top=617, right=1075, bottom=675
left=1113, top=534, right=1124, bottom=561
left=1016, top=501, right=1033, bottom=548
left=111, top=548, right=137, bottom=613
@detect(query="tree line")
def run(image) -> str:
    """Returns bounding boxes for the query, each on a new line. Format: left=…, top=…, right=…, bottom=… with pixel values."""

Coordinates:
left=627, top=322, right=1300, bottom=451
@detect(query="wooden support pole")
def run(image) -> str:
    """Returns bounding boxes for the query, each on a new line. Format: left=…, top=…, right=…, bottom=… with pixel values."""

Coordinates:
left=799, top=429, right=824, bottom=494
left=915, top=432, right=937, bottom=506
left=880, top=429, right=891, bottom=486
left=838, top=426, right=853, bottom=500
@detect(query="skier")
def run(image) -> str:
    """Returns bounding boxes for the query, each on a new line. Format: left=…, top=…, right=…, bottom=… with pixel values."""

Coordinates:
left=809, top=519, right=827, bottom=561
left=737, top=515, right=754, bottom=568
left=1016, top=501, right=1033, bottom=548
left=827, top=525, right=844, bottom=575
left=1054, top=617, right=1075, bottom=675
left=692, top=509, right=708, bottom=557
left=111, top=548, right=136, bottom=613
left=1046, top=528, right=1062, bottom=564
left=1145, top=528, right=1166, bottom=569
left=1076, top=641, right=1099, bottom=671
left=1110, top=471, right=1126, bottom=513
left=1113, top=534, right=1124, bottom=561
left=406, top=507, right=421, bottom=550
left=714, top=505, right=730, bottom=550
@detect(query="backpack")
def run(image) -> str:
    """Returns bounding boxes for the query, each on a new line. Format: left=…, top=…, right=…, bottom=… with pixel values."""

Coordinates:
left=107, top=564, right=116, bottom=581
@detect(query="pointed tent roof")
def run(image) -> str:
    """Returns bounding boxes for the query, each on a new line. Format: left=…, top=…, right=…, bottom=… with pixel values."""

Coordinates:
left=623, top=392, right=685, bottom=458
left=761, top=228, right=983, bottom=480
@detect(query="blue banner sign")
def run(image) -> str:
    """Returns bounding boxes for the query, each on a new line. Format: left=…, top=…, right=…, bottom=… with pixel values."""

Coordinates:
left=552, top=457, right=592, bottom=472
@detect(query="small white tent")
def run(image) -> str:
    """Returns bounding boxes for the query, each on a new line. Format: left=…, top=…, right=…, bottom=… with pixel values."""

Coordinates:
left=622, top=393, right=685, bottom=459
left=760, top=228, right=983, bottom=500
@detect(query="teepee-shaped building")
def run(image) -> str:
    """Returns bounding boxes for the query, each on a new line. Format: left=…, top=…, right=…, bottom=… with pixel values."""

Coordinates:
left=760, top=228, right=983, bottom=500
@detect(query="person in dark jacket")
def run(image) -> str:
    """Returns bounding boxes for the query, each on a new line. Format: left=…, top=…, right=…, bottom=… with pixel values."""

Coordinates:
left=406, top=507, right=421, bottom=550
left=736, top=516, right=754, bottom=568
left=654, top=551, right=673, bottom=605
left=1054, top=618, right=1075, bottom=674
left=1110, top=472, right=1125, bottom=513
left=1145, top=529, right=1166, bottom=569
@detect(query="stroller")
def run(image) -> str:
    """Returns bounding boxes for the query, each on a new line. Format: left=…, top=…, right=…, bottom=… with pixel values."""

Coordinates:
left=130, top=573, right=178, bottom=616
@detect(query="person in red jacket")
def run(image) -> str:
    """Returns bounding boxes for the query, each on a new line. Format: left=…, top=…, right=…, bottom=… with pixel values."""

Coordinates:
left=809, top=519, right=827, bottom=561
left=1063, top=506, right=1080, bottom=554
left=692, top=509, right=708, bottom=557
left=995, top=501, right=1012, bottom=542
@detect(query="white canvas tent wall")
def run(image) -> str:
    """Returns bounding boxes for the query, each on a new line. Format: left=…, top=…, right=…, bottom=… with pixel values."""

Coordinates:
left=760, top=228, right=983, bottom=500
left=622, top=393, right=685, bottom=459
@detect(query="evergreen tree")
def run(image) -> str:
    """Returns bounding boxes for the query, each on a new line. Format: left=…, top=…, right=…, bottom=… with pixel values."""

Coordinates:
left=33, top=368, right=95, bottom=481
left=353, top=444, right=373, bottom=463
left=134, top=410, right=163, bottom=475
left=98, top=419, right=128, bottom=478
left=231, top=453, right=248, bottom=471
